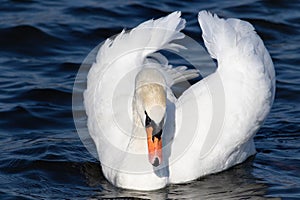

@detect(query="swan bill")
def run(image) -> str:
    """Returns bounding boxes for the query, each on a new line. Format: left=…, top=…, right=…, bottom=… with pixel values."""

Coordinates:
left=146, top=126, right=162, bottom=167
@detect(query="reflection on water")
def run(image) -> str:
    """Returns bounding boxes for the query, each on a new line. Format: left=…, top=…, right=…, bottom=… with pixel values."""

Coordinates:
left=82, top=158, right=278, bottom=199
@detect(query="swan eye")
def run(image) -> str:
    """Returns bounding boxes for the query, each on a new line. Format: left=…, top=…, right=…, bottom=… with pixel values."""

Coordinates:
left=144, top=111, right=151, bottom=127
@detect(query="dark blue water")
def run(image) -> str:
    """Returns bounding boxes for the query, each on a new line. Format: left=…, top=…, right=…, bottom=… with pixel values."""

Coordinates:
left=0, top=0, right=299, bottom=199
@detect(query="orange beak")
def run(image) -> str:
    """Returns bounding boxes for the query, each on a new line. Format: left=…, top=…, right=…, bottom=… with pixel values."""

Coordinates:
left=146, top=126, right=162, bottom=167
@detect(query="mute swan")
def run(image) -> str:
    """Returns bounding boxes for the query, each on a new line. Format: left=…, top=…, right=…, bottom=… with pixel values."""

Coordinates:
left=84, top=11, right=275, bottom=190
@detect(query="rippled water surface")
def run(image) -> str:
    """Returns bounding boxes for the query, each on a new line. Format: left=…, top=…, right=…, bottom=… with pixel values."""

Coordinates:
left=0, top=0, right=299, bottom=199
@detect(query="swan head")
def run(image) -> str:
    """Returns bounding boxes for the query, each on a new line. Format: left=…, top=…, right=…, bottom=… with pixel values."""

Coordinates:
left=134, top=68, right=166, bottom=167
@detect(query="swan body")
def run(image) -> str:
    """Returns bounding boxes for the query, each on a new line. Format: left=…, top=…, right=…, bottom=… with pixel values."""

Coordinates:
left=84, top=11, right=275, bottom=190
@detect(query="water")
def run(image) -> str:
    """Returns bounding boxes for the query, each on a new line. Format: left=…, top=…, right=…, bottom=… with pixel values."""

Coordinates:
left=0, top=0, right=299, bottom=199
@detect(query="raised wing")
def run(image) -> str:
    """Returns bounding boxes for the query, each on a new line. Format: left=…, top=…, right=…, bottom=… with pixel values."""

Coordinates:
left=169, top=11, right=275, bottom=182
left=95, top=12, right=186, bottom=69
left=84, top=12, right=193, bottom=165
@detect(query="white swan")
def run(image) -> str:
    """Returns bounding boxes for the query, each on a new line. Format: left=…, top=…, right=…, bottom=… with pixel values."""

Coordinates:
left=84, top=11, right=275, bottom=190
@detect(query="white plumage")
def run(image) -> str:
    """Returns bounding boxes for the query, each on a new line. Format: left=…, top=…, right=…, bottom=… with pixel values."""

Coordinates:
left=84, top=10, right=275, bottom=190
